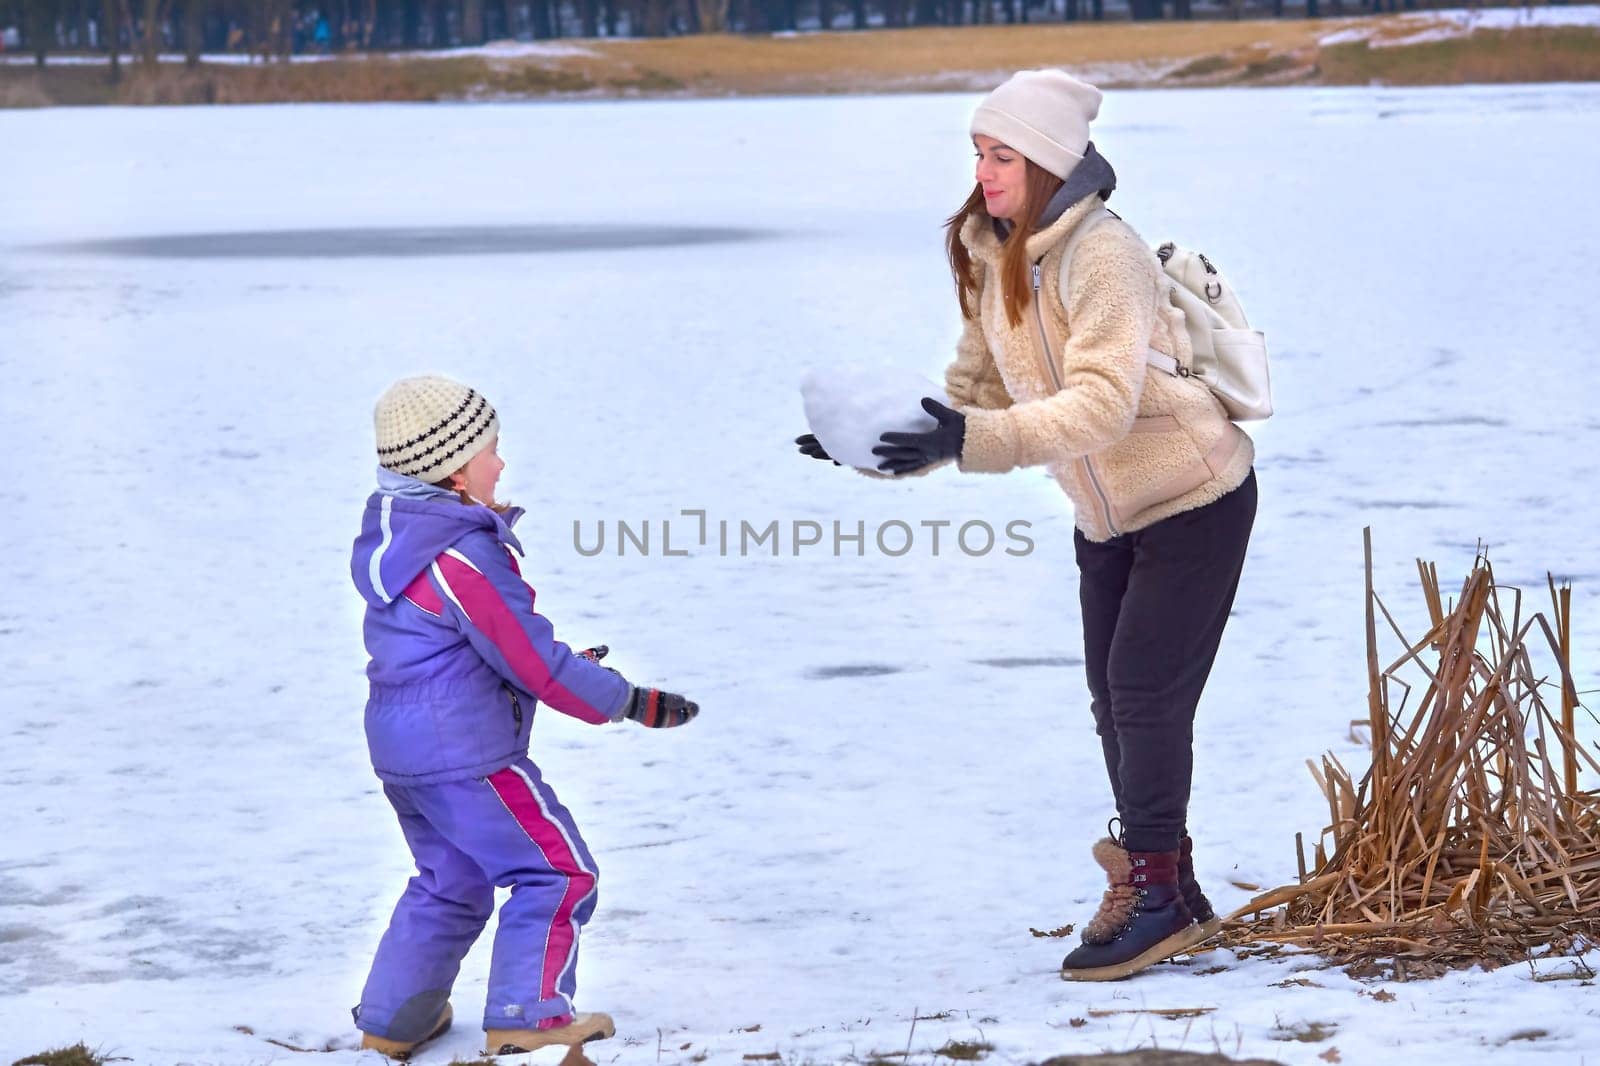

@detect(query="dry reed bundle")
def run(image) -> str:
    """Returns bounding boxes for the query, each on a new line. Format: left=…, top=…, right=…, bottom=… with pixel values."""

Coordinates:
left=1222, top=530, right=1600, bottom=976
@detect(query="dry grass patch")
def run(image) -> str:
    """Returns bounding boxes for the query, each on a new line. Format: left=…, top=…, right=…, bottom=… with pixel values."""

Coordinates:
left=11, top=1046, right=112, bottom=1066
left=1035, top=1053, right=1287, bottom=1065
left=0, top=54, right=596, bottom=107
left=577, top=20, right=1331, bottom=93
left=114, top=57, right=593, bottom=104
left=1318, top=27, right=1600, bottom=85
left=5, top=12, right=1597, bottom=106
left=1270, top=1020, right=1337, bottom=1043
left=1225, top=532, right=1599, bottom=978
left=1169, top=53, right=1234, bottom=79
left=0, top=74, right=53, bottom=107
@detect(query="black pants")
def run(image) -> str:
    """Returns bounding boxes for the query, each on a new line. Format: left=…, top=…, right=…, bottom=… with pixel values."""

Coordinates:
left=1074, top=471, right=1257, bottom=854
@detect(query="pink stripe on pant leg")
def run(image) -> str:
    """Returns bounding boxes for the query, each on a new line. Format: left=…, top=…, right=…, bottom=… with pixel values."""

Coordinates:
left=487, top=766, right=596, bottom=1008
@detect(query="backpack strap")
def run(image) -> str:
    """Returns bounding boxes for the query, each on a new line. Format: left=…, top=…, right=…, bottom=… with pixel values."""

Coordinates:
left=1047, top=203, right=1115, bottom=281
left=1052, top=204, right=1188, bottom=382
left=1146, top=349, right=1191, bottom=379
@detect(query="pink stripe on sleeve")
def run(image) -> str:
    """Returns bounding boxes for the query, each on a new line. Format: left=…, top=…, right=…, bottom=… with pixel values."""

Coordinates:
left=401, top=571, right=444, bottom=616
left=433, top=551, right=612, bottom=724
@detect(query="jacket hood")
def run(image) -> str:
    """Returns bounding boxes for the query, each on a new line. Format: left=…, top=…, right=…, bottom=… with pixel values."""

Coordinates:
left=351, top=477, right=524, bottom=607
left=1036, top=141, right=1116, bottom=228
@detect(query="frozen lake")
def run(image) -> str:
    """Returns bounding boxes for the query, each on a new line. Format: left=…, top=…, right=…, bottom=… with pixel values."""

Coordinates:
left=3, top=86, right=1599, bottom=1065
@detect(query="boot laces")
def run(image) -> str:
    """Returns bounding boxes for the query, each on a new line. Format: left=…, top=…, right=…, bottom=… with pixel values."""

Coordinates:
left=1084, top=881, right=1141, bottom=944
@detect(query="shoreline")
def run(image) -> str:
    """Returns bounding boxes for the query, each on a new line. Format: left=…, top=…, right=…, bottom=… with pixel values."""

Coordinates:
left=3, top=9, right=1598, bottom=107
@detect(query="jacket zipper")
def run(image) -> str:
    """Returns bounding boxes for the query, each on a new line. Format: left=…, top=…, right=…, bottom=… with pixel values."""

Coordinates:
left=506, top=685, right=523, bottom=734
left=1082, top=456, right=1118, bottom=538
left=1030, top=264, right=1064, bottom=393
left=1034, top=261, right=1119, bottom=537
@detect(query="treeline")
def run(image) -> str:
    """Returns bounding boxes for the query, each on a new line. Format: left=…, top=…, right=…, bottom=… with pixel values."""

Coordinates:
left=0, top=0, right=1522, bottom=66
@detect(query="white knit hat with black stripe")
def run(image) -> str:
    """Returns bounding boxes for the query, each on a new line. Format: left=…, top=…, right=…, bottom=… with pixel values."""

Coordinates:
left=374, top=375, right=500, bottom=484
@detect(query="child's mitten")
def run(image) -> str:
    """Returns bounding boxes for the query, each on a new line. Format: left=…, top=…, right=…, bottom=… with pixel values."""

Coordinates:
left=577, top=645, right=610, bottom=665
left=624, top=687, right=699, bottom=728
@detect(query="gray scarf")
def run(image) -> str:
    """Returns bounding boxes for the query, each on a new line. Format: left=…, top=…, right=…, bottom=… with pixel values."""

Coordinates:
left=994, top=141, right=1118, bottom=242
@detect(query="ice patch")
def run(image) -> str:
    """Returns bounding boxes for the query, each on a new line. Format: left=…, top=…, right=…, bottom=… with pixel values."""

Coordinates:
left=0, top=39, right=597, bottom=66
left=35, top=224, right=772, bottom=260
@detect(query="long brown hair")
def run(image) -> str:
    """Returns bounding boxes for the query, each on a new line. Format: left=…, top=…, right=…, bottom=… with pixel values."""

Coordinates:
left=945, top=159, right=1065, bottom=328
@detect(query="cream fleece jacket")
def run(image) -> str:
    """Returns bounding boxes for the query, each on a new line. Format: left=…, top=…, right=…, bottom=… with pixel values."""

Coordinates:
left=947, top=194, right=1254, bottom=541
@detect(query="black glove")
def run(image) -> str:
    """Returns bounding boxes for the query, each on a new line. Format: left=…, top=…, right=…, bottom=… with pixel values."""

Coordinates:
left=624, top=686, right=700, bottom=728
left=872, top=398, right=965, bottom=476
left=795, top=433, right=840, bottom=466
left=576, top=645, right=609, bottom=665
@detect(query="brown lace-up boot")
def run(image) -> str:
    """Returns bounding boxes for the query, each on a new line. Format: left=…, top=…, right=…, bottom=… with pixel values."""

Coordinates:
left=1061, top=838, right=1193, bottom=981
left=1174, top=833, right=1222, bottom=950
left=360, top=1002, right=453, bottom=1060
left=486, top=1012, right=615, bottom=1055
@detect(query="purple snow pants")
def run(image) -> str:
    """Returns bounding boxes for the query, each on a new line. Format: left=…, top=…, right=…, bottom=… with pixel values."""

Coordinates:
left=353, top=756, right=599, bottom=1041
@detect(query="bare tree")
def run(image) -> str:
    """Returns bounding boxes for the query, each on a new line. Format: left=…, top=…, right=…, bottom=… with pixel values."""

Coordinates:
left=74, top=0, right=94, bottom=48
left=427, top=0, right=447, bottom=45
left=102, top=0, right=121, bottom=76
left=531, top=0, right=554, bottom=36
left=22, top=0, right=59, bottom=64
left=399, top=0, right=421, bottom=45
left=141, top=0, right=174, bottom=66
left=697, top=0, right=728, bottom=31
left=242, top=0, right=292, bottom=59
left=183, top=0, right=203, bottom=64
left=632, top=0, right=667, bottom=34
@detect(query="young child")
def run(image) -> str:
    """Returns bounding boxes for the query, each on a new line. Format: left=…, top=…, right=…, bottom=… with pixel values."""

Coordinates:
left=349, top=375, right=699, bottom=1059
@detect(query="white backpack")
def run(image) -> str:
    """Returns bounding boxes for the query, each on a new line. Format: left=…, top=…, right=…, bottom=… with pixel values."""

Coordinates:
left=1063, top=206, right=1273, bottom=422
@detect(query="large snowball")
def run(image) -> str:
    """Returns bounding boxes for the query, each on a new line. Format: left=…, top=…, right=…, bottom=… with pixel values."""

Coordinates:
left=800, top=365, right=949, bottom=472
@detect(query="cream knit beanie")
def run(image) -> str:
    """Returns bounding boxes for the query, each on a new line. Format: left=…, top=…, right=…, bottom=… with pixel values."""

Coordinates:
left=374, top=375, right=500, bottom=484
left=970, top=69, right=1103, bottom=181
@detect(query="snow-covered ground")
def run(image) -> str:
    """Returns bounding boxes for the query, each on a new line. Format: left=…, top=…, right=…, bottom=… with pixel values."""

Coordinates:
left=0, top=38, right=598, bottom=65
left=2, top=85, right=1598, bottom=1066
left=1320, top=1, right=1600, bottom=46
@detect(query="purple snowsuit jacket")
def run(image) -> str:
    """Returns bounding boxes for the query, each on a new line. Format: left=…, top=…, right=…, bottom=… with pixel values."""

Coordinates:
left=350, top=488, right=631, bottom=785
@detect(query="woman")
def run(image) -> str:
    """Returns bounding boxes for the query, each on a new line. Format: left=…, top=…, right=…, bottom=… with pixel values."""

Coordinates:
left=797, top=70, right=1256, bottom=982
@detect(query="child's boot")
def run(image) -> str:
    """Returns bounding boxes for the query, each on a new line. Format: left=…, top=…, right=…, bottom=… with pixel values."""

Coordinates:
left=1061, top=838, right=1193, bottom=982
left=1175, top=833, right=1222, bottom=949
left=360, top=1002, right=453, bottom=1060
left=486, top=1012, right=616, bottom=1055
